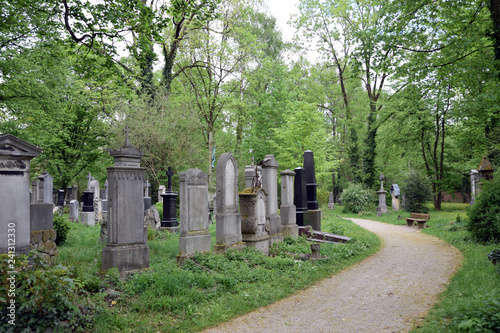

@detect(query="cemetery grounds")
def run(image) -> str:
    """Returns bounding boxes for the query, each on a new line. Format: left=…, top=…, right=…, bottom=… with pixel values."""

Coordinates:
left=5, top=202, right=499, bottom=332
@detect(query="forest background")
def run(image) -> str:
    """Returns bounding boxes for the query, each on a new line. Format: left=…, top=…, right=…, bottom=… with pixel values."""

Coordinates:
left=1, top=0, right=499, bottom=209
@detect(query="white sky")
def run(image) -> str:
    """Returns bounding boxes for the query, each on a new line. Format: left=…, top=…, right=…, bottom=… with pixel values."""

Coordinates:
left=265, top=0, right=299, bottom=44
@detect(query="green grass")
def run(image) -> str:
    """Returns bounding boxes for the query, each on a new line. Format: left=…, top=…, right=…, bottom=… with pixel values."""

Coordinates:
left=340, top=202, right=500, bottom=332
left=55, top=211, right=379, bottom=332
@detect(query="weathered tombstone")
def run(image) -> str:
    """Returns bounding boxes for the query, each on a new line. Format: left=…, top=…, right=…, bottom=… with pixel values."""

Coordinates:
left=245, top=164, right=262, bottom=188
left=65, top=186, right=73, bottom=205
left=177, top=168, right=211, bottom=263
left=30, top=197, right=57, bottom=264
left=328, top=192, right=335, bottom=210
left=57, top=189, right=65, bottom=207
left=240, top=188, right=270, bottom=255
left=69, top=200, right=80, bottom=222
left=89, top=175, right=100, bottom=200
left=31, top=179, right=38, bottom=204
left=0, top=135, right=42, bottom=255
left=101, top=127, right=149, bottom=272
left=38, top=171, right=54, bottom=205
left=294, top=167, right=309, bottom=227
left=80, top=190, right=95, bottom=226
left=390, top=184, right=400, bottom=211
left=280, top=169, right=298, bottom=238
left=158, top=185, right=166, bottom=203
left=376, top=173, right=388, bottom=216
left=161, top=167, right=179, bottom=231
left=143, top=179, right=152, bottom=213
left=214, top=152, right=243, bottom=254
left=261, top=154, right=282, bottom=244
left=144, top=205, right=161, bottom=230
left=72, top=184, right=78, bottom=201
left=304, top=150, right=321, bottom=231
left=102, top=180, right=108, bottom=213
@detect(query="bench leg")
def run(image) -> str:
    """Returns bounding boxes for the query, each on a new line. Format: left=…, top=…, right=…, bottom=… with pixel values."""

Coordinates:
left=406, top=220, right=415, bottom=227
left=417, top=221, right=427, bottom=229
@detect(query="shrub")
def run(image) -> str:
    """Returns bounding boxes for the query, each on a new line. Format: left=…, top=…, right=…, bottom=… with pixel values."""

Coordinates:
left=53, top=214, right=70, bottom=245
left=467, top=176, right=500, bottom=243
left=452, top=295, right=500, bottom=332
left=401, top=170, right=433, bottom=213
left=155, top=202, right=163, bottom=220
left=317, top=188, right=330, bottom=205
left=340, top=183, right=373, bottom=214
left=0, top=253, right=95, bottom=332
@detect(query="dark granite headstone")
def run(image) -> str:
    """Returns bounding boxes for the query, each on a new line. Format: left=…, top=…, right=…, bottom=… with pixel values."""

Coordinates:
left=294, top=167, right=309, bottom=226
left=81, top=191, right=94, bottom=212
left=57, top=189, right=65, bottom=207
left=161, top=167, right=178, bottom=228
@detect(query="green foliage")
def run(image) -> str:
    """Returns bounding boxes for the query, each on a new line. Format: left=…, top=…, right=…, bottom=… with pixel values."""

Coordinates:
left=467, top=176, right=500, bottom=243
left=155, top=201, right=163, bottom=220
left=401, top=170, right=433, bottom=213
left=317, top=188, right=329, bottom=205
left=0, top=253, right=94, bottom=332
left=340, top=183, right=373, bottom=214
left=488, top=249, right=500, bottom=275
left=53, top=214, right=70, bottom=245
left=451, top=295, right=500, bottom=332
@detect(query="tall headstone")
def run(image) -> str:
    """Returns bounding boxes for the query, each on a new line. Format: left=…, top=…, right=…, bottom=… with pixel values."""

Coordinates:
left=280, top=169, right=298, bottom=238
left=101, top=127, right=149, bottom=272
left=390, top=184, right=400, bottom=211
left=57, top=189, right=65, bottom=207
left=158, top=185, right=166, bottom=203
left=0, top=135, right=42, bottom=255
left=304, top=150, right=321, bottom=231
left=72, top=184, right=78, bottom=201
left=161, top=167, right=179, bottom=230
left=294, top=167, right=309, bottom=227
left=328, top=192, right=335, bottom=210
left=240, top=188, right=270, bottom=255
left=89, top=176, right=100, bottom=199
left=65, top=186, right=73, bottom=205
left=177, top=168, right=211, bottom=262
left=38, top=171, right=54, bottom=205
left=214, top=152, right=243, bottom=254
left=69, top=200, right=80, bottom=222
left=31, top=180, right=38, bottom=204
left=261, top=154, right=282, bottom=244
left=376, top=173, right=388, bottom=216
left=102, top=180, right=108, bottom=213
left=143, top=179, right=152, bottom=213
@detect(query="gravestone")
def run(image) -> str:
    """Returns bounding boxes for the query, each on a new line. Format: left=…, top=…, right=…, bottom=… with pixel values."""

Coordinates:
left=38, top=171, right=54, bottom=205
left=0, top=135, right=42, bottom=256
left=144, top=205, right=161, bottom=230
left=69, top=200, right=80, bottom=222
left=102, top=180, right=108, bottom=213
left=57, top=189, right=65, bottom=207
left=143, top=179, right=152, bottom=213
left=376, top=173, right=388, bottom=216
left=30, top=179, right=38, bottom=204
left=158, top=185, right=166, bottom=203
left=390, top=184, right=400, bottom=211
left=65, top=186, right=73, bottom=205
left=101, top=127, right=149, bottom=272
left=245, top=164, right=262, bottom=188
left=240, top=188, right=270, bottom=255
left=328, top=192, right=335, bottom=210
left=80, top=190, right=95, bottom=226
left=177, top=168, right=211, bottom=263
left=294, top=167, right=310, bottom=227
left=161, top=167, right=179, bottom=231
left=89, top=175, right=100, bottom=200
left=214, top=152, right=243, bottom=254
left=304, top=150, right=321, bottom=231
left=261, top=154, right=282, bottom=244
left=72, top=184, right=78, bottom=201
left=30, top=191, right=56, bottom=264
left=280, top=169, right=298, bottom=238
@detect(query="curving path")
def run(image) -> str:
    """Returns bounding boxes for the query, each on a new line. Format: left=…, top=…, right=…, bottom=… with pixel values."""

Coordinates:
left=203, top=218, right=462, bottom=333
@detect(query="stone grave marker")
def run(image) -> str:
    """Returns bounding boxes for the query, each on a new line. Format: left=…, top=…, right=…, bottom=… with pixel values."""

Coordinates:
left=376, top=173, right=388, bottom=216
left=158, top=185, right=166, bottom=202
left=0, top=135, right=42, bottom=255
left=177, top=168, right=211, bottom=263
left=38, top=171, right=54, bottom=205
left=328, top=192, right=335, bottom=210
left=214, top=152, right=243, bottom=254
left=69, top=199, right=80, bottom=222
left=294, top=167, right=310, bottom=227
left=304, top=150, right=321, bottom=231
left=161, top=167, right=179, bottom=231
left=240, top=188, right=270, bottom=255
left=101, top=126, right=149, bottom=272
left=280, top=169, right=298, bottom=238
left=261, top=154, right=282, bottom=244
left=144, top=179, right=152, bottom=213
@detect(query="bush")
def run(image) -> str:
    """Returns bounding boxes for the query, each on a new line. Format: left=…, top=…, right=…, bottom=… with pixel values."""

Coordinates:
left=0, top=253, right=95, bottom=332
left=53, top=214, right=70, bottom=245
left=155, top=202, right=163, bottom=220
left=401, top=170, right=433, bottom=213
left=452, top=295, right=500, bottom=332
left=340, top=183, right=373, bottom=214
left=467, top=176, right=500, bottom=243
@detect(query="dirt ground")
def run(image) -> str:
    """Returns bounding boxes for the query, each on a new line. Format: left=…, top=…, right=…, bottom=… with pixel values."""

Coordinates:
left=203, top=218, right=463, bottom=333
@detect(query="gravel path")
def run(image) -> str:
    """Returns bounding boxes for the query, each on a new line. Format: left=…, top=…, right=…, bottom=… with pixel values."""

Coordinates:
left=203, top=218, right=463, bottom=333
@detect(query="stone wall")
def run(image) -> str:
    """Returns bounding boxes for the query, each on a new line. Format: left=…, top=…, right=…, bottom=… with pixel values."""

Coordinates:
left=30, top=229, right=57, bottom=264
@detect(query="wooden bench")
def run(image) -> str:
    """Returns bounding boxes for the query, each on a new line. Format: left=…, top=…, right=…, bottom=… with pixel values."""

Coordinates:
left=405, top=213, right=430, bottom=229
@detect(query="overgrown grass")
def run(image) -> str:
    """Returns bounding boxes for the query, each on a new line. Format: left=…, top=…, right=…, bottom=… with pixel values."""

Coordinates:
left=340, top=202, right=500, bottom=332
left=55, top=211, right=379, bottom=332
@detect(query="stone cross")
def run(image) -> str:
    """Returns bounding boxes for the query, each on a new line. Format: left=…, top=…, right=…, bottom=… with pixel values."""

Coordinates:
left=166, top=167, right=174, bottom=191
left=123, top=125, right=131, bottom=147
left=379, top=173, right=385, bottom=191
